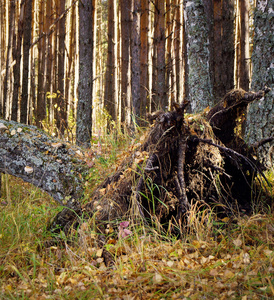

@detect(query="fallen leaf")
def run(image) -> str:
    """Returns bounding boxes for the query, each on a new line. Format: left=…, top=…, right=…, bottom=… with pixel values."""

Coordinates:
left=223, top=269, right=234, bottom=279
left=209, top=269, right=218, bottom=276
left=167, top=261, right=174, bottom=267
left=233, top=238, right=243, bottom=247
left=96, top=249, right=103, bottom=258
left=153, top=273, right=163, bottom=284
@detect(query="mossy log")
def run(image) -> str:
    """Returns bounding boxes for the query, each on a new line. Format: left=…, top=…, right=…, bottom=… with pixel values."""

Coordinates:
left=0, top=119, right=89, bottom=210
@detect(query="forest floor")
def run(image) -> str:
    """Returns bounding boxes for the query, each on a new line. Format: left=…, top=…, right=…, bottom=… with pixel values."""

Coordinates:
left=0, top=130, right=273, bottom=300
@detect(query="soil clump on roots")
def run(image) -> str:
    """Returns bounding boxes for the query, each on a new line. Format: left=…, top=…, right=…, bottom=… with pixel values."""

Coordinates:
left=51, top=87, right=273, bottom=236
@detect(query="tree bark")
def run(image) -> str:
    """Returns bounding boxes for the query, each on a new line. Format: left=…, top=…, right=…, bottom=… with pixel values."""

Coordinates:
left=239, top=0, right=250, bottom=90
left=213, top=0, right=234, bottom=100
left=36, top=0, right=46, bottom=128
left=11, top=1, right=24, bottom=122
left=104, top=0, right=118, bottom=124
left=156, top=0, right=167, bottom=110
left=76, top=0, right=94, bottom=147
left=3, top=0, right=15, bottom=119
left=120, top=0, right=132, bottom=127
left=131, top=0, right=141, bottom=124
left=20, top=0, right=33, bottom=124
left=0, top=119, right=89, bottom=207
left=245, top=0, right=274, bottom=168
left=183, top=0, right=213, bottom=112
left=56, top=0, right=67, bottom=135
left=140, top=0, right=149, bottom=120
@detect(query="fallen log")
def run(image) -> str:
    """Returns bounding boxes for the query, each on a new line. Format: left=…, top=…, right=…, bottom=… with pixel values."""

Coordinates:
left=0, top=119, right=89, bottom=211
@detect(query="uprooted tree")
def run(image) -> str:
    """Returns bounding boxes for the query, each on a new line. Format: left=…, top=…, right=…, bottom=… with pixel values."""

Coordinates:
left=0, top=88, right=273, bottom=236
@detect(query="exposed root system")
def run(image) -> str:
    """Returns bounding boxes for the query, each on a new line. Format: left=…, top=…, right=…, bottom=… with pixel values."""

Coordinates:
left=52, top=88, right=273, bottom=234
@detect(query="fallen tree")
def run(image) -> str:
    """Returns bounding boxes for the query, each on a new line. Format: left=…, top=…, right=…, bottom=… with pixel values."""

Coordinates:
left=0, top=120, right=89, bottom=212
left=0, top=88, right=273, bottom=237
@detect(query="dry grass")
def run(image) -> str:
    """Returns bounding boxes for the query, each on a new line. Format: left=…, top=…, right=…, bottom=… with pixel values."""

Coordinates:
left=0, top=172, right=273, bottom=299
left=0, top=128, right=273, bottom=299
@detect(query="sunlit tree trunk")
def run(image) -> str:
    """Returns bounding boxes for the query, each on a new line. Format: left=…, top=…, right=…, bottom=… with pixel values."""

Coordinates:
left=36, top=0, right=46, bottom=127
left=0, top=1, right=4, bottom=117
left=245, top=0, right=273, bottom=167
left=104, top=0, right=118, bottom=124
left=239, top=0, right=250, bottom=90
left=56, top=0, right=66, bottom=135
left=11, top=1, right=24, bottom=121
left=91, top=0, right=97, bottom=129
left=151, top=3, right=158, bottom=112
left=3, top=0, right=15, bottom=119
left=175, top=0, right=184, bottom=104
left=120, top=0, right=132, bottom=126
left=76, top=0, right=94, bottom=147
left=166, top=0, right=173, bottom=106
left=20, top=0, right=32, bottom=124
left=140, top=0, right=149, bottom=120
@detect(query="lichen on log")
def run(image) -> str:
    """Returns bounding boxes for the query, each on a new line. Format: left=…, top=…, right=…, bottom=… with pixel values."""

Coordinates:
left=0, top=119, right=89, bottom=208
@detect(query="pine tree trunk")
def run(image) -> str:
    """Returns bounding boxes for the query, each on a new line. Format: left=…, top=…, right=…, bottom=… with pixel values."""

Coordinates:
left=140, top=0, right=149, bottom=120
left=36, top=0, right=46, bottom=127
left=131, top=0, right=141, bottom=124
left=212, top=0, right=234, bottom=100
left=156, top=0, right=167, bottom=110
left=76, top=0, right=94, bottom=147
left=20, top=0, right=33, bottom=124
left=56, top=0, right=66, bottom=135
left=3, top=0, right=15, bottom=119
left=11, top=1, right=24, bottom=121
left=120, top=0, right=132, bottom=126
left=183, top=0, right=213, bottom=112
left=245, top=0, right=274, bottom=167
left=239, top=0, right=250, bottom=90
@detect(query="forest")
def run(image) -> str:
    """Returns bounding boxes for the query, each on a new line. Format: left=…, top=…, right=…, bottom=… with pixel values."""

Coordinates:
left=0, top=0, right=273, bottom=299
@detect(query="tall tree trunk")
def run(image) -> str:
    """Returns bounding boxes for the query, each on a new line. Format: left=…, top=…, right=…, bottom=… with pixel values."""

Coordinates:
left=36, top=0, right=46, bottom=127
left=239, top=0, right=250, bottom=90
left=3, top=0, right=15, bottom=119
left=175, top=0, right=184, bottom=104
left=184, top=0, right=213, bottom=112
left=56, top=0, right=66, bottom=135
left=131, top=0, right=141, bottom=125
left=104, top=0, right=118, bottom=124
left=76, top=0, right=94, bottom=147
left=151, top=3, right=158, bottom=112
left=156, top=0, right=167, bottom=110
left=245, top=0, right=274, bottom=168
left=212, top=0, right=234, bottom=101
left=120, top=0, right=132, bottom=126
left=165, top=0, right=173, bottom=106
left=140, top=0, right=149, bottom=120
left=20, top=0, right=33, bottom=124
left=11, top=1, right=24, bottom=121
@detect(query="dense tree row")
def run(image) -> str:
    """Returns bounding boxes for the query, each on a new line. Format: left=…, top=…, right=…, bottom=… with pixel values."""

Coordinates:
left=0, top=0, right=272, bottom=163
